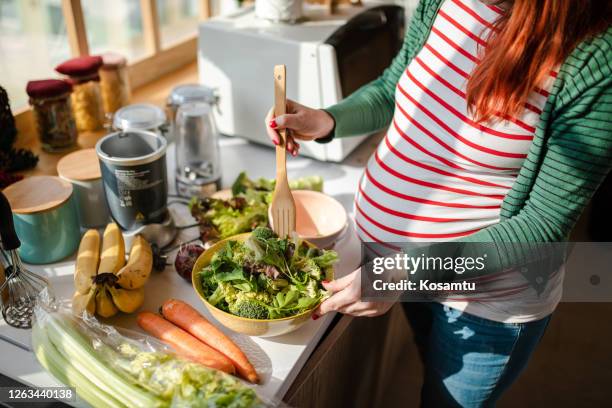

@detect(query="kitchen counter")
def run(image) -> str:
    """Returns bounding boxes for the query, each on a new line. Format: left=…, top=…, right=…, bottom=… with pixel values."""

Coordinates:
left=0, top=130, right=385, bottom=406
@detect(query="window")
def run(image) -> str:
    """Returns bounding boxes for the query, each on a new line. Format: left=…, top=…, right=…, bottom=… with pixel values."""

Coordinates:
left=82, top=0, right=147, bottom=61
left=2, top=0, right=229, bottom=113
left=158, top=0, right=199, bottom=48
left=0, top=0, right=71, bottom=109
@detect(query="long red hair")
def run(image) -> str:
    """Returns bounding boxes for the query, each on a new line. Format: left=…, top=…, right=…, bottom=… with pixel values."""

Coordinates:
left=467, top=0, right=611, bottom=122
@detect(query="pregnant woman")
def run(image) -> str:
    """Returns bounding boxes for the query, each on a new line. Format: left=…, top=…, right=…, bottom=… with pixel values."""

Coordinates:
left=266, top=0, right=611, bottom=406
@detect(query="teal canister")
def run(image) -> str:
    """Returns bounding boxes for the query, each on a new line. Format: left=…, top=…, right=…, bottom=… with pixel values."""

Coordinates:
left=3, top=176, right=80, bottom=264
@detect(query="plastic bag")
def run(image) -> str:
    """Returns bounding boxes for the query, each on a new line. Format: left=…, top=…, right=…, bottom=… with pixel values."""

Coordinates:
left=32, top=289, right=278, bottom=408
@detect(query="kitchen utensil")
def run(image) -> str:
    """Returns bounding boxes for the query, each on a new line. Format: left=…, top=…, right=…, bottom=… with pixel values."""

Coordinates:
left=277, top=190, right=347, bottom=248
left=0, top=191, right=51, bottom=329
left=175, top=102, right=222, bottom=197
left=269, top=65, right=296, bottom=238
left=2, top=176, right=80, bottom=264
left=192, top=233, right=334, bottom=337
left=96, top=130, right=168, bottom=231
left=57, top=148, right=110, bottom=228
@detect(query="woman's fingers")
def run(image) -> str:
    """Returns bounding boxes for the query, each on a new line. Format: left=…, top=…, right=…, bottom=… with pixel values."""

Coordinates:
left=317, top=288, right=356, bottom=316
left=315, top=270, right=361, bottom=316
left=272, top=113, right=302, bottom=131
left=322, top=270, right=358, bottom=293
left=265, top=107, right=280, bottom=145
left=286, top=138, right=300, bottom=156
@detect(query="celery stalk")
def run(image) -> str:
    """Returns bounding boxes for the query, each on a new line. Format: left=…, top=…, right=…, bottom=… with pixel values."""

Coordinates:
left=32, top=324, right=126, bottom=408
left=44, top=314, right=162, bottom=408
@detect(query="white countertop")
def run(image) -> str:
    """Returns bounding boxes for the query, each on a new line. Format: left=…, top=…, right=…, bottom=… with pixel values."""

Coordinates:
left=0, top=136, right=367, bottom=405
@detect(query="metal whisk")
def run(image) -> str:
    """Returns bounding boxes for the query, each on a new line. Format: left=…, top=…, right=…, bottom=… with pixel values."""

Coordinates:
left=0, top=191, right=50, bottom=329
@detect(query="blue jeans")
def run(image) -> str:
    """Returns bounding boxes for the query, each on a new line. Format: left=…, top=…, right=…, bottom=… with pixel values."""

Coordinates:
left=403, top=302, right=551, bottom=408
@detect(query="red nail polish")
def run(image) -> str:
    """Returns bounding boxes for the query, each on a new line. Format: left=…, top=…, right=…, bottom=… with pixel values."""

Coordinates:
left=273, top=139, right=279, bottom=145
left=322, top=280, right=329, bottom=284
left=312, top=314, right=319, bottom=321
left=269, top=119, right=277, bottom=129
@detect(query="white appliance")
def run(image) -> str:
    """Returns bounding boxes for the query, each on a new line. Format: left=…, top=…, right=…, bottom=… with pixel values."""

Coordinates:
left=198, top=1, right=404, bottom=162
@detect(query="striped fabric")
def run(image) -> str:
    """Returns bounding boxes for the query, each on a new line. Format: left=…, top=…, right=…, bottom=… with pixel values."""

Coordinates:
left=355, top=0, right=556, bottom=243
left=323, top=0, right=612, bottom=322
left=325, top=0, right=612, bottom=279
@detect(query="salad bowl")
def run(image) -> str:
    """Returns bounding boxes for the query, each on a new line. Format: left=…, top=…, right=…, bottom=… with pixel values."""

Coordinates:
left=192, top=233, right=334, bottom=337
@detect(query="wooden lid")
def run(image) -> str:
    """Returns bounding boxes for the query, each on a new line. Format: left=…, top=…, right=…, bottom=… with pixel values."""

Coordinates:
left=57, top=148, right=101, bottom=181
left=3, top=176, right=73, bottom=214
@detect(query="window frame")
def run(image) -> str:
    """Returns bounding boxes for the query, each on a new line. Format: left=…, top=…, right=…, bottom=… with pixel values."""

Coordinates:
left=13, top=0, right=211, bottom=120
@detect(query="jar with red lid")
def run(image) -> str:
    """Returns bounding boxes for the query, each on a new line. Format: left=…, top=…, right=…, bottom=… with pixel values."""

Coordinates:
left=99, top=52, right=131, bottom=115
left=55, top=56, right=105, bottom=131
left=26, top=79, right=78, bottom=152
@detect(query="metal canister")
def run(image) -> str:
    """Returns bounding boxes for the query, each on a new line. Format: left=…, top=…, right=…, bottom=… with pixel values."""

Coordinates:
left=95, top=130, right=168, bottom=231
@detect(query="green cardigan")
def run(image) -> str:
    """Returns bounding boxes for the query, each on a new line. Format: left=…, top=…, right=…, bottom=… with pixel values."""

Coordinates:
left=325, top=0, right=612, bottom=275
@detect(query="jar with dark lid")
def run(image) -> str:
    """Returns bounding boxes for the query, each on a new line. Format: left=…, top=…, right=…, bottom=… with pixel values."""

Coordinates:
left=99, top=52, right=130, bottom=115
left=26, top=79, right=78, bottom=152
left=112, top=103, right=168, bottom=138
left=56, top=56, right=105, bottom=132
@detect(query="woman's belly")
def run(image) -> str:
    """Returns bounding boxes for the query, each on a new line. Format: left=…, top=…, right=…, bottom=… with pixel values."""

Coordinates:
left=354, top=121, right=525, bottom=243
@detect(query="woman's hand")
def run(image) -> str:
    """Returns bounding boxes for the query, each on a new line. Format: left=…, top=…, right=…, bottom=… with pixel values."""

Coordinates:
left=314, top=268, right=394, bottom=318
left=265, top=99, right=335, bottom=156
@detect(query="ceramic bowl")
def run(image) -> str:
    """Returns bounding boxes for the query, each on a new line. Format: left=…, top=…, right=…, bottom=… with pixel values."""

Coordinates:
left=287, top=190, right=347, bottom=249
left=192, top=233, right=334, bottom=337
left=212, top=189, right=347, bottom=248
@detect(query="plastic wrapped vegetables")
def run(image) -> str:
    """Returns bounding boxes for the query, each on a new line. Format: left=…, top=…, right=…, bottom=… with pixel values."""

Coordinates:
left=32, top=295, right=266, bottom=408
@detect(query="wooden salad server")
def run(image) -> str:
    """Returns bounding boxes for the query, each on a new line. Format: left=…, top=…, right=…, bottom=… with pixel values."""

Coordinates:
left=269, top=64, right=296, bottom=238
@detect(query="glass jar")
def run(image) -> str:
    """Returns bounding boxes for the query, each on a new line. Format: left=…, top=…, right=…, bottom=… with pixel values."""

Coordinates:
left=99, top=53, right=130, bottom=115
left=112, top=103, right=168, bottom=138
left=55, top=56, right=105, bottom=132
left=167, top=84, right=216, bottom=142
left=70, top=78, right=105, bottom=132
left=175, top=102, right=221, bottom=197
left=26, top=79, right=78, bottom=152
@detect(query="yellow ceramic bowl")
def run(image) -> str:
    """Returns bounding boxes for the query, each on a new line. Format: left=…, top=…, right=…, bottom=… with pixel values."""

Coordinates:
left=192, top=233, right=334, bottom=337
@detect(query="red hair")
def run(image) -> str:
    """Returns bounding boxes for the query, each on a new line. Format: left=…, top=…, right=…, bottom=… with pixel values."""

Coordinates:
left=467, top=0, right=611, bottom=122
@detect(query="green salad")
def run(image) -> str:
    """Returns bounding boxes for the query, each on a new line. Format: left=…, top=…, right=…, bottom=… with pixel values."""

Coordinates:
left=189, top=172, right=323, bottom=242
left=199, top=227, right=338, bottom=320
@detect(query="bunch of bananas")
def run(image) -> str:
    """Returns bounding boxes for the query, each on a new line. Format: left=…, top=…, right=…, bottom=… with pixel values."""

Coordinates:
left=73, top=223, right=153, bottom=318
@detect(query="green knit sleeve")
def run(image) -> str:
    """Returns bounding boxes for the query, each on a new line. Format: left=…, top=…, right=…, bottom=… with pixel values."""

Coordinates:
left=457, top=32, right=612, bottom=276
left=324, top=0, right=438, bottom=138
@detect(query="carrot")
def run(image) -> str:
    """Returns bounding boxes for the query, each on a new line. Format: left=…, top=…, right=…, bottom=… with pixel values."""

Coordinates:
left=136, top=311, right=235, bottom=374
left=162, top=299, right=260, bottom=384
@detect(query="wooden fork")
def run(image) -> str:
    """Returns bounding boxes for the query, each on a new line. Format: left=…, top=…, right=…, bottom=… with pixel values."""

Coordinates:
left=269, top=65, right=296, bottom=238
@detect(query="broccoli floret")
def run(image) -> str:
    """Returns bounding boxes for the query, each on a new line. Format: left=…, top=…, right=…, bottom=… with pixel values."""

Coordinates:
left=229, top=298, right=269, bottom=320
left=208, top=282, right=237, bottom=306
left=251, top=226, right=276, bottom=241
